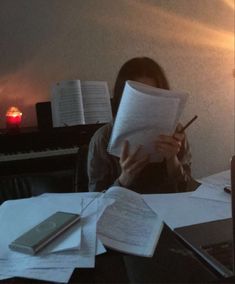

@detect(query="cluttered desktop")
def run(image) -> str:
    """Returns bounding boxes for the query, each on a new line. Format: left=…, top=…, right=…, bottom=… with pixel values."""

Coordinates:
left=0, top=87, right=234, bottom=283
left=0, top=162, right=234, bottom=283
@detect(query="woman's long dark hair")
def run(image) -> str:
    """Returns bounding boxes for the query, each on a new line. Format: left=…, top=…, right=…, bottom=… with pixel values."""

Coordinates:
left=112, top=57, right=170, bottom=116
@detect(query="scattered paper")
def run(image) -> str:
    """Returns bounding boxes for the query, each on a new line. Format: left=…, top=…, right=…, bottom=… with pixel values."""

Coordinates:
left=143, top=192, right=231, bottom=229
left=0, top=192, right=110, bottom=282
left=190, top=183, right=231, bottom=203
left=97, top=186, right=163, bottom=257
left=197, top=170, right=230, bottom=187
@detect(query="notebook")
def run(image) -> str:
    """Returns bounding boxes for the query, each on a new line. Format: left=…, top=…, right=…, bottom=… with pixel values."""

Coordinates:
left=175, top=156, right=235, bottom=278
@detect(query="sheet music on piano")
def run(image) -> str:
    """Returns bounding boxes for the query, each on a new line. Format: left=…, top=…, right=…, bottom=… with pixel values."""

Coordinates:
left=51, top=80, right=113, bottom=127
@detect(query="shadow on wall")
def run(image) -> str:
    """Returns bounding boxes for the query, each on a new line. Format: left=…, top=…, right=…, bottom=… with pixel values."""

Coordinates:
left=0, top=0, right=62, bottom=76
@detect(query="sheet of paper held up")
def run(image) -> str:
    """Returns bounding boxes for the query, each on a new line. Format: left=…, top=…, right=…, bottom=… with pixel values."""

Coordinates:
left=108, top=81, right=188, bottom=162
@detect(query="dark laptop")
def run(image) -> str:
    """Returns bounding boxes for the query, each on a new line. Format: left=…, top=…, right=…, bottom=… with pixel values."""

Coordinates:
left=175, top=156, right=235, bottom=278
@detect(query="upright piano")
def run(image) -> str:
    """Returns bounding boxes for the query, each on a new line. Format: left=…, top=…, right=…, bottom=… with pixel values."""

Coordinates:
left=0, top=124, right=103, bottom=176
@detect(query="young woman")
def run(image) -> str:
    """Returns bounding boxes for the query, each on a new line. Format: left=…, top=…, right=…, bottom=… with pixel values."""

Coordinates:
left=87, top=57, right=192, bottom=193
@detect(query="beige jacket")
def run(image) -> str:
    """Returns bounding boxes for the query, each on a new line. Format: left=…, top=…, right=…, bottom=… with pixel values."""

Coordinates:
left=88, top=123, right=192, bottom=193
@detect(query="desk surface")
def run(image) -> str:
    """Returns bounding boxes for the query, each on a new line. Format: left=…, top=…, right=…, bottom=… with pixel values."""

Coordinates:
left=1, top=225, right=220, bottom=284
left=143, top=170, right=231, bottom=230
left=0, top=171, right=233, bottom=283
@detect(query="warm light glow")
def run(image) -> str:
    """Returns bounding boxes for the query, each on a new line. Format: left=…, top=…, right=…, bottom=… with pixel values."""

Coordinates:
left=0, top=1, right=233, bottom=129
left=6, top=106, right=22, bottom=128
left=94, top=0, right=234, bottom=52
left=223, top=0, right=235, bottom=10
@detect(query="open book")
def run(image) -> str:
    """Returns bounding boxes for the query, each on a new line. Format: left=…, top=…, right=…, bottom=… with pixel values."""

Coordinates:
left=51, top=80, right=113, bottom=127
left=108, top=80, right=188, bottom=162
left=97, top=186, right=163, bottom=257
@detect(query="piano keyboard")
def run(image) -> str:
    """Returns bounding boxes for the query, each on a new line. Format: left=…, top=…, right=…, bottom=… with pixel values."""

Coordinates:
left=0, top=146, right=79, bottom=162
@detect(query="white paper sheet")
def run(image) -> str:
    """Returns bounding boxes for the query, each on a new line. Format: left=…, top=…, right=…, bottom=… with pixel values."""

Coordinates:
left=197, top=170, right=230, bottom=186
left=51, top=80, right=85, bottom=127
left=0, top=193, right=108, bottom=282
left=81, top=81, right=113, bottom=124
left=143, top=192, right=231, bottom=229
left=51, top=80, right=112, bottom=127
left=97, top=186, right=163, bottom=257
left=0, top=267, right=74, bottom=283
left=108, top=81, right=188, bottom=162
left=0, top=197, right=82, bottom=258
left=190, top=183, right=231, bottom=203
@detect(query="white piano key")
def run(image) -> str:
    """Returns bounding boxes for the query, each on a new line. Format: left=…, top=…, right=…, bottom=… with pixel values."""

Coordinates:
left=0, top=147, right=79, bottom=162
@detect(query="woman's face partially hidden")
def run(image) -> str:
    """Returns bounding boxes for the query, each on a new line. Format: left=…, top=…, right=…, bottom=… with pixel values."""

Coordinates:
left=134, top=76, right=157, bottom=88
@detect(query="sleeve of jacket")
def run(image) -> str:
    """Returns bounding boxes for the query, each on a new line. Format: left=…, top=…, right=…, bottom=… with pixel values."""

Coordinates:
left=87, top=126, right=119, bottom=192
left=170, top=123, right=193, bottom=192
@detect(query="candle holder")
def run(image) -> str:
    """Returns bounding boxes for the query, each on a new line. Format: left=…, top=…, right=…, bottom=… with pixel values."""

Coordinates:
left=6, top=106, right=22, bottom=130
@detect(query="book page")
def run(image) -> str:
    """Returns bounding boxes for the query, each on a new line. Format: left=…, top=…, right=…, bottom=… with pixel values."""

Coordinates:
left=97, top=186, right=163, bottom=257
left=81, top=81, right=113, bottom=124
left=108, top=81, right=188, bottom=162
left=51, top=80, right=85, bottom=127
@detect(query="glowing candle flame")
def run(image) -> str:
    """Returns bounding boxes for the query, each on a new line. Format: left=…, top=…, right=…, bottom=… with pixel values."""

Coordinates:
left=6, top=106, right=22, bottom=128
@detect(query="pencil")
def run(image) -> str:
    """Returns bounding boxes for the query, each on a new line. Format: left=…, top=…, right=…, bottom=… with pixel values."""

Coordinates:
left=179, top=115, right=198, bottom=133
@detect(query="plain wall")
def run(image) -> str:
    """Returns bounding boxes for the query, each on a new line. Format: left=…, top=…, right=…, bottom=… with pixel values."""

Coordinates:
left=0, top=0, right=234, bottom=178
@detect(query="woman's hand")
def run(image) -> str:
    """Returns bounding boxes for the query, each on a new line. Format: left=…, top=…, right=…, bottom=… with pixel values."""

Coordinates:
left=118, top=140, right=149, bottom=187
left=155, top=132, right=185, bottom=161
left=155, top=127, right=186, bottom=178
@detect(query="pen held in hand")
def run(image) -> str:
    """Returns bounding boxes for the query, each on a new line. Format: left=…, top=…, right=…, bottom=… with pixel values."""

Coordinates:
left=179, top=115, right=198, bottom=133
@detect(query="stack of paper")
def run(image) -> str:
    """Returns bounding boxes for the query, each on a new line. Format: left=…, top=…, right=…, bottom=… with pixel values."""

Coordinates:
left=108, top=80, right=188, bottom=162
left=0, top=192, right=110, bottom=283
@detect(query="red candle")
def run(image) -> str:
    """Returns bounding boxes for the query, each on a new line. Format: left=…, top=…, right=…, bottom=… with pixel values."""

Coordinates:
left=6, top=106, right=22, bottom=128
